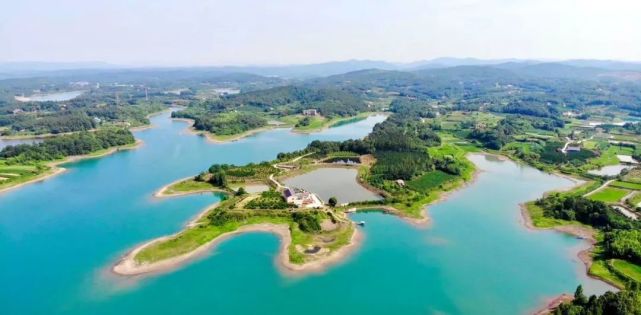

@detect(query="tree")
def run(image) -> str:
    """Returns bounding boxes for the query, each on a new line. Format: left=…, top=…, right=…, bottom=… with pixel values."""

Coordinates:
left=574, top=285, right=587, bottom=305
left=235, top=187, right=247, bottom=196
left=328, top=196, right=338, bottom=207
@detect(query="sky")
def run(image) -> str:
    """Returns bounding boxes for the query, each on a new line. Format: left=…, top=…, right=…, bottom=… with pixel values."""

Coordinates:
left=1, top=0, right=640, bottom=66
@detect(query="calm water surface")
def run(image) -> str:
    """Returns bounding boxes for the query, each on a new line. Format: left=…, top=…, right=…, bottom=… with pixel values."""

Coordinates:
left=16, top=90, right=84, bottom=102
left=0, top=138, right=42, bottom=150
left=0, top=112, right=613, bottom=315
left=587, top=164, right=632, bottom=176
left=283, top=167, right=381, bottom=203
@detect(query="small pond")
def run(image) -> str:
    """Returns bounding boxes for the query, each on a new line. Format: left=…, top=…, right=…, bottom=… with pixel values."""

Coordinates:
left=282, top=167, right=381, bottom=204
left=587, top=164, right=633, bottom=176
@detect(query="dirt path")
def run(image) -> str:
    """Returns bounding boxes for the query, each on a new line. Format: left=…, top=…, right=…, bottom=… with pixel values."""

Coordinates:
left=583, top=179, right=614, bottom=197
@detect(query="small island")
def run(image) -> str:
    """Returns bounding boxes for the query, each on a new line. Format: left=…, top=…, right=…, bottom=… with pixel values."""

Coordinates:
left=171, top=85, right=390, bottom=142
left=114, top=109, right=476, bottom=275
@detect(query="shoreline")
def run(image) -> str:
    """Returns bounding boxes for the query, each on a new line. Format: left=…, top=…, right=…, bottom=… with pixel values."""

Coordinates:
left=153, top=176, right=228, bottom=198
left=115, top=150, right=480, bottom=277
left=352, top=152, right=483, bottom=227
left=112, top=221, right=363, bottom=276
left=1, top=108, right=172, bottom=140
left=520, top=200, right=621, bottom=314
left=174, top=112, right=388, bottom=144
left=532, top=294, right=574, bottom=315
left=0, top=139, right=143, bottom=195
left=497, top=152, right=618, bottom=314
left=289, top=112, right=390, bottom=135
left=174, top=117, right=290, bottom=144
left=521, top=203, right=622, bottom=290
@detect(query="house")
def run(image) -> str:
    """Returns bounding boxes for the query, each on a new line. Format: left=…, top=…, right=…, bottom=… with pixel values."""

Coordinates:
left=302, top=109, right=318, bottom=116
left=283, top=187, right=323, bottom=208
left=566, top=146, right=581, bottom=152
left=395, top=179, right=406, bottom=187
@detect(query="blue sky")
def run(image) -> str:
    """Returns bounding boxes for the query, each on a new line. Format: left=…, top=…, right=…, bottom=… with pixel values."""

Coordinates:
left=1, top=0, right=640, bottom=66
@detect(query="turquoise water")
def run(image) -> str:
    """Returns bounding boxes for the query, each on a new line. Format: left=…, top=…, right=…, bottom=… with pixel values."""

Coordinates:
left=0, top=112, right=612, bottom=314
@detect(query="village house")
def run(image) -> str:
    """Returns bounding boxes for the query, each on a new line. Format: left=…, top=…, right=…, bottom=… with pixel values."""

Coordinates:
left=302, top=109, right=318, bottom=116
left=282, top=187, right=323, bottom=208
left=565, top=145, right=581, bottom=152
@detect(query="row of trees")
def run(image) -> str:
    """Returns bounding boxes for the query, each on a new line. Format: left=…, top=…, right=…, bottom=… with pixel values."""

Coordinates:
left=0, top=128, right=135, bottom=163
left=554, top=285, right=641, bottom=315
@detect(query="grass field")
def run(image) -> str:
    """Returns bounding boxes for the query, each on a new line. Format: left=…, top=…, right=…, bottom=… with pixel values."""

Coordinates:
left=589, top=260, right=626, bottom=289
left=589, top=145, right=636, bottom=167
left=564, top=180, right=602, bottom=197
left=610, top=259, right=641, bottom=283
left=407, top=170, right=456, bottom=193
left=588, top=187, right=629, bottom=203
left=135, top=214, right=291, bottom=263
left=610, top=180, right=641, bottom=190
left=629, top=192, right=641, bottom=207
left=164, top=179, right=219, bottom=194
left=622, top=169, right=641, bottom=183
left=524, top=201, right=589, bottom=229
left=0, top=162, right=48, bottom=190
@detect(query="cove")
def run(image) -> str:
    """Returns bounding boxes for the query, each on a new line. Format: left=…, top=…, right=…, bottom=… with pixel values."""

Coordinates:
left=0, top=112, right=613, bottom=315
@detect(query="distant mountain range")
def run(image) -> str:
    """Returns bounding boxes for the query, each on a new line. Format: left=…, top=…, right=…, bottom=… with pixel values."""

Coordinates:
left=1, top=58, right=640, bottom=80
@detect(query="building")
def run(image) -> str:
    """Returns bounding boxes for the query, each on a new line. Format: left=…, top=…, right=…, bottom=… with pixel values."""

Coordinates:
left=283, top=187, right=323, bottom=208
left=566, top=146, right=581, bottom=152
left=302, top=109, right=318, bottom=116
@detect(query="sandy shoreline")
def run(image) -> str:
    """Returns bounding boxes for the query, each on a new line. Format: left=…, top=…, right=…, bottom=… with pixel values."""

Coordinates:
left=112, top=222, right=363, bottom=276
left=532, top=294, right=574, bottom=315
left=0, top=139, right=143, bottom=195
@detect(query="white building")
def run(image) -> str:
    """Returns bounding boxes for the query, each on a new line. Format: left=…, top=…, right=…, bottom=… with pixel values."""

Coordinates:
left=282, top=187, right=323, bottom=208
left=302, top=109, right=318, bottom=116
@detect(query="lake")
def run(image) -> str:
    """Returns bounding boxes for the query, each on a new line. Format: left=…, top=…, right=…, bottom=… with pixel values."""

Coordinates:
left=15, top=90, right=84, bottom=102
left=0, top=112, right=613, bottom=315
left=282, top=167, right=381, bottom=204
left=0, top=138, right=42, bottom=150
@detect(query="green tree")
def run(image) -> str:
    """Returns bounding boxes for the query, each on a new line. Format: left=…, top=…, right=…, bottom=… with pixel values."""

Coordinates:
left=328, top=197, right=338, bottom=207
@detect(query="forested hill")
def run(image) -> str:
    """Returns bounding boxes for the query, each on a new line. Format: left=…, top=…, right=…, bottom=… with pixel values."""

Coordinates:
left=171, top=85, right=371, bottom=135
left=193, top=85, right=366, bottom=116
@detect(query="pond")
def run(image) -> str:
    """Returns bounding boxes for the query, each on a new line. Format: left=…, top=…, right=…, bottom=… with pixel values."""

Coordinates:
left=587, top=164, right=632, bottom=176
left=282, top=167, right=382, bottom=204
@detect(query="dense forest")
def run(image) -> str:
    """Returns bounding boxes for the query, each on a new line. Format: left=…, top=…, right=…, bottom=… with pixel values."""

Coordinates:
left=171, top=85, right=370, bottom=134
left=536, top=193, right=641, bottom=272
left=553, top=285, right=641, bottom=315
